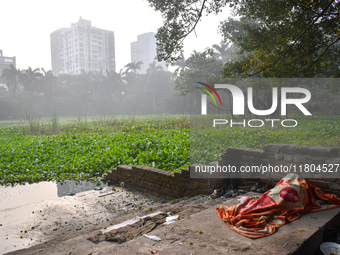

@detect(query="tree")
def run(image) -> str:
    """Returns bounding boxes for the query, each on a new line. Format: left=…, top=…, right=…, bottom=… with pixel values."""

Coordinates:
left=212, top=41, right=232, bottom=63
left=175, top=49, right=223, bottom=95
left=40, top=68, right=58, bottom=98
left=124, top=61, right=143, bottom=73
left=147, top=0, right=340, bottom=77
left=1, top=64, right=21, bottom=93
left=123, top=61, right=145, bottom=96
left=147, top=0, right=227, bottom=62
left=219, top=1, right=340, bottom=77
left=91, top=70, right=105, bottom=95
left=78, top=70, right=95, bottom=96
left=21, top=67, right=42, bottom=93
left=146, top=61, right=164, bottom=113
left=147, top=61, right=163, bottom=74
left=171, top=52, right=187, bottom=75
left=103, top=70, right=125, bottom=99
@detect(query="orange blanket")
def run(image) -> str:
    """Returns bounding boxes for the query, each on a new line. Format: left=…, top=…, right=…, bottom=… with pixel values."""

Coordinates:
left=216, top=173, right=340, bottom=238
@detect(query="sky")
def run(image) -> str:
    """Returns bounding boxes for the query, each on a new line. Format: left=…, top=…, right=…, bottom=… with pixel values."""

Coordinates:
left=0, top=0, right=231, bottom=72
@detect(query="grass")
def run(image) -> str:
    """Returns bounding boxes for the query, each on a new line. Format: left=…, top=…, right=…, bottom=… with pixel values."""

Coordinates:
left=0, top=114, right=190, bottom=136
left=191, top=115, right=340, bottom=164
left=0, top=114, right=339, bottom=185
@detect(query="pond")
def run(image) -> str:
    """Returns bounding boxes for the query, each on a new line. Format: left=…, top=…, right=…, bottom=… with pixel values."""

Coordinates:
left=0, top=180, right=168, bottom=254
left=0, top=180, right=108, bottom=211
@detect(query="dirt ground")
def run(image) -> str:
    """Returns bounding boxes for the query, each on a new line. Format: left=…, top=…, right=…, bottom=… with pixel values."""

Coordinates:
left=3, top=189, right=232, bottom=255
left=2, top=184, right=340, bottom=255
left=0, top=184, right=178, bottom=254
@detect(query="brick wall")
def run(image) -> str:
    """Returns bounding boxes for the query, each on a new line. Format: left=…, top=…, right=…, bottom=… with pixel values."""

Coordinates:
left=219, top=144, right=340, bottom=196
left=103, top=144, right=340, bottom=197
left=103, top=165, right=225, bottom=197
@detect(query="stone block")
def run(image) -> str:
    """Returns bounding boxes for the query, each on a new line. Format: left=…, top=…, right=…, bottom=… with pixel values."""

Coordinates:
left=292, top=155, right=313, bottom=163
left=220, top=152, right=228, bottom=160
left=264, top=144, right=339, bottom=157
left=117, top=165, right=132, bottom=171
left=263, top=144, right=282, bottom=154
left=229, top=147, right=266, bottom=158
left=272, top=154, right=284, bottom=160
left=325, top=158, right=340, bottom=164
left=174, top=170, right=182, bottom=176
left=284, top=154, right=293, bottom=161
left=181, top=168, right=190, bottom=176
left=313, top=159, right=326, bottom=165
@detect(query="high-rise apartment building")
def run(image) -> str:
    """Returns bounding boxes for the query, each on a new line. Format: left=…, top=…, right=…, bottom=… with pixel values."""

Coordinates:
left=0, top=50, right=16, bottom=76
left=0, top=50, right=16, bottom=86
left=50, top=17, right=115, bottom=75
left=131, top=32, right=167, bottom=74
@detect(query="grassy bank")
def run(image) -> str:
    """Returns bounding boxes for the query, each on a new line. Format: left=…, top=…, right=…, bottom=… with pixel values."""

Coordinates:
left=191, top=116, right=340, bottom=164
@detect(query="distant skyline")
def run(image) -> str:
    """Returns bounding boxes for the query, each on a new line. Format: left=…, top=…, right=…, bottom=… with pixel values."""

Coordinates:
left=0, top=0, right=230, bottom=72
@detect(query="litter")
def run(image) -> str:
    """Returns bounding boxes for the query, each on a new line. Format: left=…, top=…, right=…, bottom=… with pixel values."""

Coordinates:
left=142, top=234, right=161, bottom=241
left=101, top=212, right=162, bottom=233
left=166, top=215, right=178, bottom=222
left=89, top=206, right=205, bottom=244
left=163, top=220, right=175, bottom=225
left=163, top=214, right=178, bottom=225
left=320, top=242, right=340, bottom=255
left=89, top=212, right=166, bottom=244
left=99, top=192, right=114, bottom=197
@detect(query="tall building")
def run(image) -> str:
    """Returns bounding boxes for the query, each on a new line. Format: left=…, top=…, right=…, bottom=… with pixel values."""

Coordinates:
left=0, top=50, right=16, bottom=78
left=50, top=17, right=115, bottom=76
left=0, top=50, right=16, bottom=87
left=131, top=32, right=167, bottom=74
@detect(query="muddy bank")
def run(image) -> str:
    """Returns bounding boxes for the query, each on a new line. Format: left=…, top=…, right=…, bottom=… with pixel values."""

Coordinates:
left=0, top=184, right=174, bottom=254
left=6, top=192, right=340, bottom=255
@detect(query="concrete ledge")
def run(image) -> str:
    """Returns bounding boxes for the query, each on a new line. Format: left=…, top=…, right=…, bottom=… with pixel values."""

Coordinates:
left=136, top=193, right=340, bottom=255
left=264, top=144, right=339, bottom=157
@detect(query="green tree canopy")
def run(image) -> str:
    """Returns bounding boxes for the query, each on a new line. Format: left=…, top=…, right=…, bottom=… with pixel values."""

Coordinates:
left=148, top=0, right=340, bottom=77
left=1, top=64, right=21, bottom=93
left=175, top=49, right=223, bottom=95
left=124, top=61, right=143, bottom=73
left=212, top=41, right=233, bottom=63
left=21, top=67, right=43, bottom=93
left=220, top=1, right=340, bottom=77
left=171, top=52, right=187, bottom=75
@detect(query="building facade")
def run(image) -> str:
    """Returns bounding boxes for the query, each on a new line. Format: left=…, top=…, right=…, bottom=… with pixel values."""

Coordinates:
left=0, top=50, right=16, bottom=81
left=131, top=32, right=167, bottom=74
left=50, top=17, right=115, bottom=76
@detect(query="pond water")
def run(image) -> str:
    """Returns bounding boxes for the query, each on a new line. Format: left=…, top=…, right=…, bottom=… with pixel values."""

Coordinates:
left=0, top=180, right=108, bottom=211
left=0, top=180, right=167, bottom=254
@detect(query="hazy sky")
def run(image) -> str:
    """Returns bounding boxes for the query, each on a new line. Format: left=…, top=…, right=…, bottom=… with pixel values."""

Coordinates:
left=0, top=0, right=230, bottom=72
